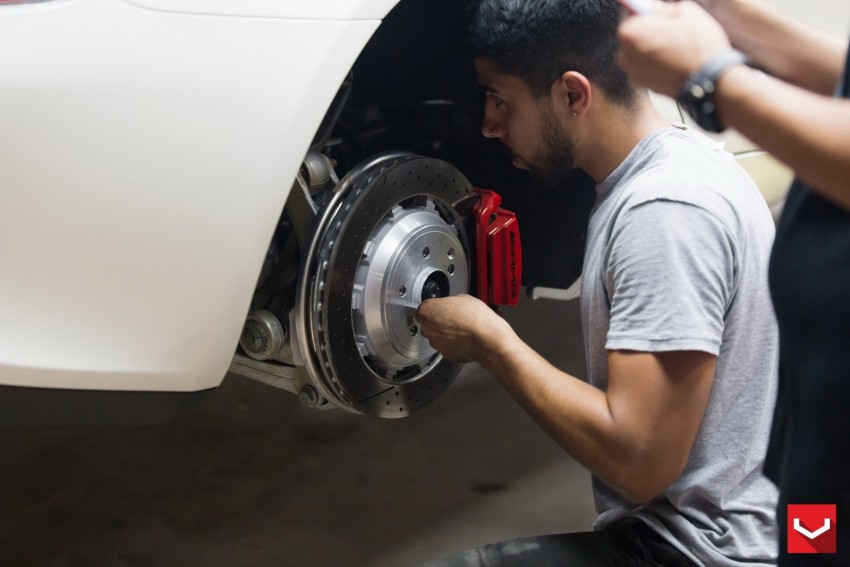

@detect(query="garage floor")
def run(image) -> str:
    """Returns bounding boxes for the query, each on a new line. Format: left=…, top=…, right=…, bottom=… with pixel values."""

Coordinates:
left=0, top=297, right=596, bottom=567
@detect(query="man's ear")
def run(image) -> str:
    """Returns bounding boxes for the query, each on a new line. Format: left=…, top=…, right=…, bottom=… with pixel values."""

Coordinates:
left=552, top=71, right=592, bottom=117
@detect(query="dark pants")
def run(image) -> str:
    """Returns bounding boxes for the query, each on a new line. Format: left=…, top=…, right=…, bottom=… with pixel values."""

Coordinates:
left=417, top=518, right=696, bottom=567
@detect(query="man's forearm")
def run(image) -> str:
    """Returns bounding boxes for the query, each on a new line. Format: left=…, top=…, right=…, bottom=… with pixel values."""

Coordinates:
left=717, top=64, right=850, bottom=210
left=709, top=0, right=845, bottom=94
left=477, top=338, right=679, bottom=503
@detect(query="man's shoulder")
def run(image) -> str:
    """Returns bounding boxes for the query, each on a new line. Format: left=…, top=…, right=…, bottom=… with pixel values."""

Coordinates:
left=621, top=127, right=764, bottom=217
left=640, top=127, right=749, bottom=181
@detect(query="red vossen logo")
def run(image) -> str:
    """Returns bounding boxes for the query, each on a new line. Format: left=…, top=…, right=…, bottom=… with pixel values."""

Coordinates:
left=788, top=504, right=837, bottom=554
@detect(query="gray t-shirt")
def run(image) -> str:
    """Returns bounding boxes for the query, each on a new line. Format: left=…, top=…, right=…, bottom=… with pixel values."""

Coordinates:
left=580, top=127, right=779, bottom=566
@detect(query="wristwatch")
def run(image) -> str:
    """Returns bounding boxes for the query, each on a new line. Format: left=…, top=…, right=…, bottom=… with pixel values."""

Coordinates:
left=676, top=48, right=748, bottom=133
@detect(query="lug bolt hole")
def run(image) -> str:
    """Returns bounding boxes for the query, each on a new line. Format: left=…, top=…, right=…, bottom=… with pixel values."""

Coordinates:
left=422, top=247, right=430, bottom=259
left=399, top=285, right=407, bottom=297
left=447, top=248, right=455, bottom=260
left=447, top=264, right=455, bottom=276
left=410, top=326, right=419, bottom=337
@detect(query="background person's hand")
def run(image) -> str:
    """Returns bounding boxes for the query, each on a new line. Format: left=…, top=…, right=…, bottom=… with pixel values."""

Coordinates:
left=662, top=0, right=726, bottom=14
left=416, top=294, right=512, bottom=363
left=683, top=0, right=715, bottom=9
left=618, top=1, right=732, bottom=97
left=684, top=0, right=746, bottom=17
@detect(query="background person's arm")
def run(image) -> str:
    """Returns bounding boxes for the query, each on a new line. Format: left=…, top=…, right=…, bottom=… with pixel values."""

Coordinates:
left=716, top=65, right=850, bottom=211
left=618, top=1, right=850, bottom=210
left=693, top=0, right=845, bottom=95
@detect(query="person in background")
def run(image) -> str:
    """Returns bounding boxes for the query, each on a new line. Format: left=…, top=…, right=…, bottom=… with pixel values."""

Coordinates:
left=416, top=0, right=780, bottom=564
left=618, top=1, right=850, bottom=564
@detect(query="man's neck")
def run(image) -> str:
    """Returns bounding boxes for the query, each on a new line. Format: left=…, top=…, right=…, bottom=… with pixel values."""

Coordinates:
left=579, top=94, right=670, bottom=183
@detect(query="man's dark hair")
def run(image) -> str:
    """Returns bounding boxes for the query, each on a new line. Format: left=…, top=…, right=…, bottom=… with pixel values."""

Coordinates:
left=468, top=0, right=636, bottom=105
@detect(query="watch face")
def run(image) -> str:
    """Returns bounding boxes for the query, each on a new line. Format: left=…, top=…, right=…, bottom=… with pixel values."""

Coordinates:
left=677, top=49, right=747, bottom=133
left=686, top=82, right=709, bottom=102
left=677, top=79, right=725, bottom=133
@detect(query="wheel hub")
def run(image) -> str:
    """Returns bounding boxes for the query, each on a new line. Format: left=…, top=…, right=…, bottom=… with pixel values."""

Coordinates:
left=352, top=199, right=469, bottom=378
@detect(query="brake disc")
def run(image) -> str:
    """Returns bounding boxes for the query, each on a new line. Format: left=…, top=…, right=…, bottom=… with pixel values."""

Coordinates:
left=296, top=152, right=472, bottom=417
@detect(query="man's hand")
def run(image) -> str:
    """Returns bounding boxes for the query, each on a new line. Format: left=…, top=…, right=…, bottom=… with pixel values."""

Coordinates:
left=618, top=1, right=732, bottom=97
left=416, top=294, right=513, bottom=363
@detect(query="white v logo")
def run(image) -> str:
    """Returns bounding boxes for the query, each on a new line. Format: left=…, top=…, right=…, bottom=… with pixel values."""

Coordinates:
left=793, top=518, right=831, bottom=540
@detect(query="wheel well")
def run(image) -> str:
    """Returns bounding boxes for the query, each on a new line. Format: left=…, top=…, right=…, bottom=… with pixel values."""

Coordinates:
left=321, top=0, right=594, bottom=291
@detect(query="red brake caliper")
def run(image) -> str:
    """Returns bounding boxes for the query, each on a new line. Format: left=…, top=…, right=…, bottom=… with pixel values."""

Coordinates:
left=471, top=189, right=522, bottom=308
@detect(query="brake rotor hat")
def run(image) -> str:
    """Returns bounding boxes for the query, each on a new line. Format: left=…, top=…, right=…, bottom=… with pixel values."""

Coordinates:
left=352, top=203, right=468, bottom=373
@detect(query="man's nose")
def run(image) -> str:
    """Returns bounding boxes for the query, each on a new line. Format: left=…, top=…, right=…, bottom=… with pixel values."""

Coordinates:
left=481, top=103, right=504, bottom=139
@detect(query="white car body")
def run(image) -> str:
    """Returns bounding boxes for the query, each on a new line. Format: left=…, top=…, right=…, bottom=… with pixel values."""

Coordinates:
left=2, top=0, right=392, bottom=395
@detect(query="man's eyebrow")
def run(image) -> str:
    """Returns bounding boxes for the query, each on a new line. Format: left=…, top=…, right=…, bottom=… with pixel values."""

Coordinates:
left=475, top=74, right=496, bottom=91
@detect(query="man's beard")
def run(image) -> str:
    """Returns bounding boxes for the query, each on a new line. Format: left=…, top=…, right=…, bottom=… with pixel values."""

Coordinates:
left=527, top=108, right=577, bottom=187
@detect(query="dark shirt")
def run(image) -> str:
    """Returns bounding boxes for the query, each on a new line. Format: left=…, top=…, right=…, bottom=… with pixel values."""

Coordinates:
left=765, top=43, right=850, bottom=565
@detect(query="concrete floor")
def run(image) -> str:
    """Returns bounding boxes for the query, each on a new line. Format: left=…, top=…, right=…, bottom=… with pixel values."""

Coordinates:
left=0, top=297, right=596, bottom=567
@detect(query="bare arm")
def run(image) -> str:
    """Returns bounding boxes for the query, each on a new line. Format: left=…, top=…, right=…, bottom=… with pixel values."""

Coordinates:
left=417, top=295, right=716, bottom=503
left=697, top=0, right=845, bottom=95
left=716, top=64, right=850, bottom=210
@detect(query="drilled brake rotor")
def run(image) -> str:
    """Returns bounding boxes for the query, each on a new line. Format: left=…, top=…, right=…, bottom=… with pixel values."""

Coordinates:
left=297, top=152, right=472, bottom=417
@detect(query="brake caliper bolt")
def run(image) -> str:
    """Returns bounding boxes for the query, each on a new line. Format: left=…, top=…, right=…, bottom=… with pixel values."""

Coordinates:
left=241, top=321, right=266, bottom=354
left=298, top=385, right=320, bottom=408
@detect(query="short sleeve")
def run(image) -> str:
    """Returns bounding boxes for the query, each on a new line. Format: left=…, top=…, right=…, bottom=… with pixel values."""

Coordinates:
left=604, top=198, right=736, bottom=355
